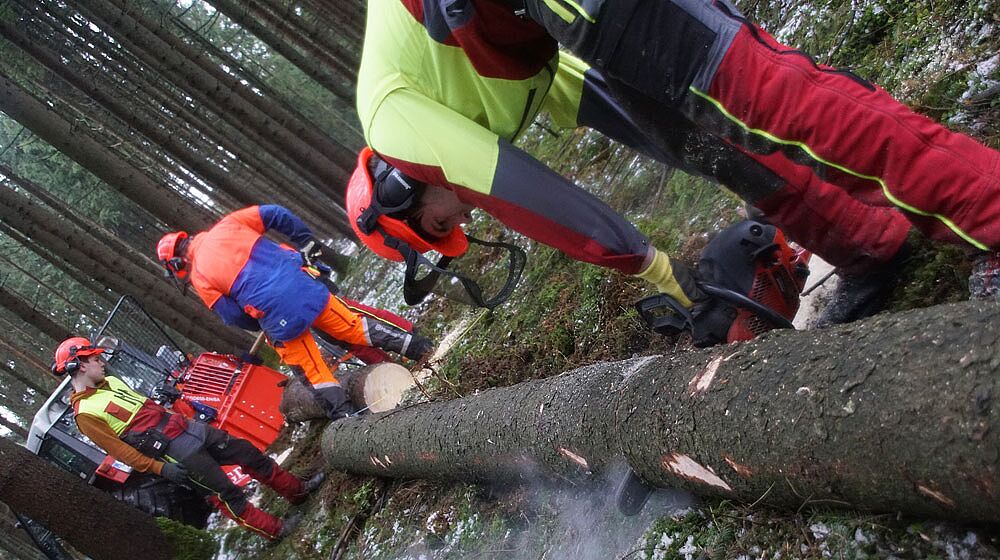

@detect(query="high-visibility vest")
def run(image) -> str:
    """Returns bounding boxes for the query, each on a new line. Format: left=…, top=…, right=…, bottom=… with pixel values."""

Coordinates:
left=73, top=376, right=149, bottom=436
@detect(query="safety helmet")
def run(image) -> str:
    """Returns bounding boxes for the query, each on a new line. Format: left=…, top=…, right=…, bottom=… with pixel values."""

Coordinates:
left=345, top=148, right=526, bottom=309
left=52, top=336, right=105, bottom=375
left=346, top=147, right=468, bottom=262
left=157, top=231, right=189, bottom=280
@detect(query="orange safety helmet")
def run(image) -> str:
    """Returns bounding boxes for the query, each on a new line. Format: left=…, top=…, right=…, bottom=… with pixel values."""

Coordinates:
left=52, top=336, right=105, bottom=375
left=346, top=147, right=468, bottom=262
left=157, top=231, right=190, bottom=280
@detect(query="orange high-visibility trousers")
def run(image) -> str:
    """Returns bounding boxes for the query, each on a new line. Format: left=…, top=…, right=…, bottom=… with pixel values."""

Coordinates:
left=272, top=294, right=369, bottom=388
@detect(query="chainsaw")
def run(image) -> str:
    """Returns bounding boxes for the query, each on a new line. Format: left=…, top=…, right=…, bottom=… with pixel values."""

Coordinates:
left=635, top=219, right=811, bottom=345
left=619, top=219, right=811, bottom=515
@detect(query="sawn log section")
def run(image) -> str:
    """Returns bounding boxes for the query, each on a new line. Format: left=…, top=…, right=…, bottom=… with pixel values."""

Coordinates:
left=323, top=300, right=1000, bottom=522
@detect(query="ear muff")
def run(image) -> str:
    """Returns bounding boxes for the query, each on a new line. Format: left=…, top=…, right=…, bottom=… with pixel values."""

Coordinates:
left=357, top=165, right=423, bottom=235
left=52, top=341, right=102, bottom=375
left=166, top=257, right=186, bottom=274
left=60, top=357, right=81, bottom=375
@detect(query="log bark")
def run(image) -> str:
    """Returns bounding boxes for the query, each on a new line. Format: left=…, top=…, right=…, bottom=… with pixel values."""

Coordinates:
left=0, top=436, right=174, bottom=560
left=323, top=300, right=1000, bottom=523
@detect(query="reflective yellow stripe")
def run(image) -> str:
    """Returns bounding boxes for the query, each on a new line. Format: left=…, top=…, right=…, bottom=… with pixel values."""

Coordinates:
left=187, top=477, right=278, bottom=539
left=559, top=0, right=597, bottom=23
left=542, top=0, right=576, bottom=23
left=688, top=86, right=989, bottom=251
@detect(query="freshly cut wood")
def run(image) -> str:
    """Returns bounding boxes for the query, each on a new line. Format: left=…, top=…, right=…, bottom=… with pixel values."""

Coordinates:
left=280, top=363, right=415, bottom=422
left=322, top=300, right=1000, bottom=523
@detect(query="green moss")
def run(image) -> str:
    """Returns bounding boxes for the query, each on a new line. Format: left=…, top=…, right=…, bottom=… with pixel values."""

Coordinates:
left=155, top=517, right=217, bottom=560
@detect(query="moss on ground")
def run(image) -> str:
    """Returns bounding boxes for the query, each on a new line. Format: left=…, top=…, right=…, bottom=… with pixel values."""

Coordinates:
left=155, top=517, right=217, bottom=560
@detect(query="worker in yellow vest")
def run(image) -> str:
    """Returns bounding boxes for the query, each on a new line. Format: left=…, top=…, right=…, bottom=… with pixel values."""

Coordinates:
left=53, top=336, right=321, bottom=540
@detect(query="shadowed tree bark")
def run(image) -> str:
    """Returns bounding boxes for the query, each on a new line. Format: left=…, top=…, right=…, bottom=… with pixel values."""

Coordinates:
left=0, top=185, right=251, bottom=352
left=0, top=436, right=175, bottom=560
left=0, top=73, right=213, bottom=232
left=0, top=286, right=71, bottom=344
left=205, top=0, right=358, bottom=101
left=323, top=300, right=1000, bottom=523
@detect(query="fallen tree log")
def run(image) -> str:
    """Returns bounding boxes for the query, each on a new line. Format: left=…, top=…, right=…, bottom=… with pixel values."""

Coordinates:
left=322, top=300, right=1000, bottom=522
left=281, top=363, right=415, bottom=422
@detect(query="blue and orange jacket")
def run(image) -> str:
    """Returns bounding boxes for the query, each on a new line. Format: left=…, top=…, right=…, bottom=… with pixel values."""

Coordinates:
left=188, top=205, right=329, bottom=342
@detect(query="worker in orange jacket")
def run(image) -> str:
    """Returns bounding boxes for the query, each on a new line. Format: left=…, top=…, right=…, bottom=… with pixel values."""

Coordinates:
left=157, top=205, right=434, bottom=419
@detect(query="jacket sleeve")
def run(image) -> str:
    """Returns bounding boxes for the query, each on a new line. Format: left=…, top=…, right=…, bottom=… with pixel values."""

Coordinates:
left=211, top=295, right=261, bottom=331
left=257, top=204, right=314, bottom=248
left=75, top=414, right=164, bottom=475
left=366, top=87, right=651, bottom=275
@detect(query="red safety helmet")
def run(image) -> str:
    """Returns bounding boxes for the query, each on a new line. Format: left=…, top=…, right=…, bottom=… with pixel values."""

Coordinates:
left=157, top=231, right=190, bottom=280
left=345, top=148, right=526, bottom=309
left=52, top=336, right=105, bottom=375
left=346, top=147, right=468, bottom=262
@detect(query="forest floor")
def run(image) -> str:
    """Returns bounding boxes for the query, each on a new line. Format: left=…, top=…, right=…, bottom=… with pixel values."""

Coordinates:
left=216, top=1, right=1000, bottom=559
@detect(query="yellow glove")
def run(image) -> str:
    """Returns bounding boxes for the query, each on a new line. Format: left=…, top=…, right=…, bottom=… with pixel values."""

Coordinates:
left=635, top=249, right=703, bottom=308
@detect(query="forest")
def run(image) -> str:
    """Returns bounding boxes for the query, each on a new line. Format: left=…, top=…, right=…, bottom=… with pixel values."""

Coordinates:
left=0, top=0, right=998, bottom=558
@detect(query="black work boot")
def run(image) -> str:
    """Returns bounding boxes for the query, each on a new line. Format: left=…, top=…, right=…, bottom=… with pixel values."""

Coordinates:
left=969, top=251, right=1000, bottom=300
left=815, top=242, right=912, bottom=327
left=301, top=471, right=326, bottom=496
left=277, top=511, right=303, bottom=541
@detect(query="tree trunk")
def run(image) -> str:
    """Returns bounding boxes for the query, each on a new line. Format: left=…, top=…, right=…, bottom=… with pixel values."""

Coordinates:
left=0, top=285, right=71, bottom=344
left=0, top=358, right=55, bottom=395
left=0, top=225, right=118, bottom=307
left=322, top=300, right=1000, bottom=523
left=0, top=184, right=251, bottom=352
left=76, top=0, right=355, bottom=186
left=0, top=436, right=175, bottom=560
left=0, top=416, right=28, bottom=440
left=35, top=10, right=355, bottom=241
left=205, top=0, right=357, bottom=101
left=0, top=73, right=214, bottom=232
left=0, top=164, right=164, bottom=279
left=0, top=253, right=101, bottom=325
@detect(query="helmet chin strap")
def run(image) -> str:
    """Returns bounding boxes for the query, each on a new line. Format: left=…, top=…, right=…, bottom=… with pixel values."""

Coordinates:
left=378, top=227, right=526, bottom=309
left=163, top=267, right=190, bottom=297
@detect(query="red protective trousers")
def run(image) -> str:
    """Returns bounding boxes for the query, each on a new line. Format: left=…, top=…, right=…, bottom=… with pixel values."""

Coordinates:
left=694, top=24, right=1000, bottom=271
